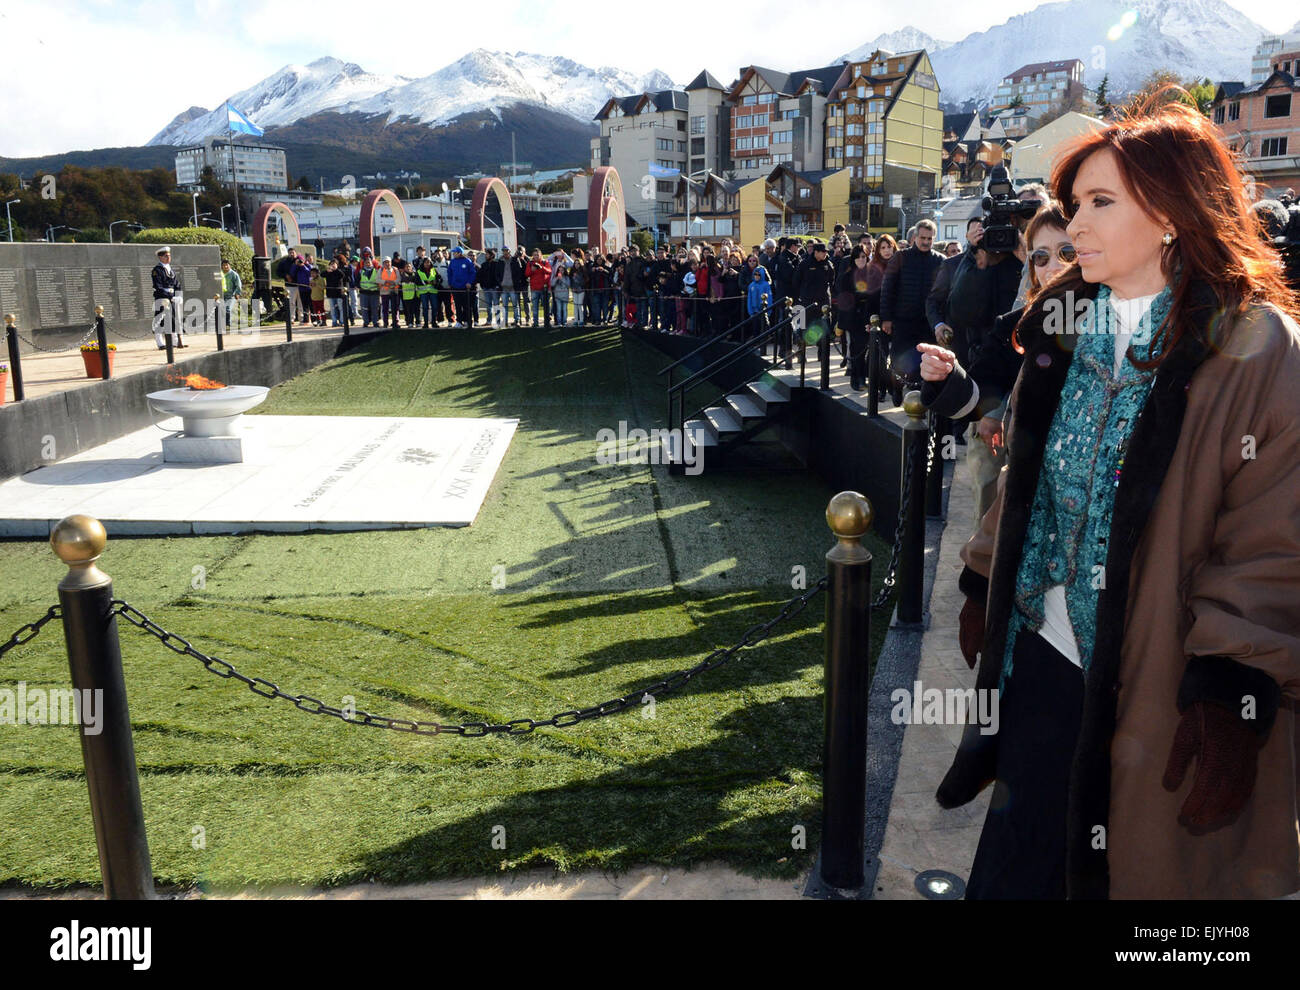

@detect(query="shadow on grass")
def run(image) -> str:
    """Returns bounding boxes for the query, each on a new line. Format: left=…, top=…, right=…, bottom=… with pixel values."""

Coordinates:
left=343, top=692, right=825, bottom=884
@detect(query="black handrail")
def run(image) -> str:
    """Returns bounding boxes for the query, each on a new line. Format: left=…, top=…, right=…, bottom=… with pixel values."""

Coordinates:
left=656, top=298, right=786, bottom=379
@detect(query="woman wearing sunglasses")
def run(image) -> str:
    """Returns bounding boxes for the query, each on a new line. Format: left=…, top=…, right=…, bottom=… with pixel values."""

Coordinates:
left=919, top=100, right=1300, bottom=900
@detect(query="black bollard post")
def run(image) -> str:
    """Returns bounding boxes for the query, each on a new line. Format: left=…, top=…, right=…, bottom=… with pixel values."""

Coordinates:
left=5, top=313, right=26, bottom=401
left=214, top=295, right=224, bottom=352
left=820, top=491, right=874, bottom=891
left=51, top=515, right=156, bottom=900
left=819, top=306, right=832, bottom=391
left=94, top=307, right=110, bottom=380
left=866, top=315, right=880, bottom=418
left=897, top=391, right=928, bottom=624
left=285, top=301, right=293, bottom=342
left=925, top=413, right=945, bottom=519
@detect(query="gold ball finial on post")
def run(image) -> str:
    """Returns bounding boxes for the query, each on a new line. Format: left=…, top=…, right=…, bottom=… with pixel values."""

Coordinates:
left=903, top=389, right=925, bottom=420
left=94, top=305, right=104, bottom=317
left=51, top=515, right=110, bottom=590
left=4, top=313, right=15, bottom=328
left=826, top=490, right=873, bottom=543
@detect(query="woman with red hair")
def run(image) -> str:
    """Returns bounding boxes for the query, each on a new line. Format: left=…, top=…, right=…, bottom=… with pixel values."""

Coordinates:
left=924, top=97, right=1300, bottom=899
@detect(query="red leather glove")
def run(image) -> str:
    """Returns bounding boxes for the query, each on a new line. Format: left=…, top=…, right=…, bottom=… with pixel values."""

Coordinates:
left=1161, top=701, right=1263, bottom=832
left=958, top=597, right=984, bottom=670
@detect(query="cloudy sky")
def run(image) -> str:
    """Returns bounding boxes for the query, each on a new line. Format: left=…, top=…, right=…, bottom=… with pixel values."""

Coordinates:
left=1, top=0, right=1296, bottom=157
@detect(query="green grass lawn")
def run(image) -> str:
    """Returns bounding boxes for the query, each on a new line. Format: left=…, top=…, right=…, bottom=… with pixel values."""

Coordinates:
left=0, top=325, right=891, bottom=891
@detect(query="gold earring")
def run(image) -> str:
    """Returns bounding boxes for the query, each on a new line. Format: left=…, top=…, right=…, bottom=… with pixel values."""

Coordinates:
left=1162, top=232, right=1174, bottom=246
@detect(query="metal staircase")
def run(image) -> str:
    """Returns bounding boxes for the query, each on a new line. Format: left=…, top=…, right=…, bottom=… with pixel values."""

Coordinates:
left=659, top=306, right=807, bottom=475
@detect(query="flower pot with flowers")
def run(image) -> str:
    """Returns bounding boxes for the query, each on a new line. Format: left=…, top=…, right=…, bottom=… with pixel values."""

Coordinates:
left=79, top=341, right=117, bottom=378
left=0, top=361, right=7, bottom=405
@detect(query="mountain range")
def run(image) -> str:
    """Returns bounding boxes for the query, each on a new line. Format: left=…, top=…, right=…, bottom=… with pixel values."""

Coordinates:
left=148, top=52, right=674, bottom=147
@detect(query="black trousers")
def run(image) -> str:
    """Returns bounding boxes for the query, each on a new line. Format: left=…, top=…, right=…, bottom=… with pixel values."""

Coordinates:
left=965, top=628, right=1084, bottom=900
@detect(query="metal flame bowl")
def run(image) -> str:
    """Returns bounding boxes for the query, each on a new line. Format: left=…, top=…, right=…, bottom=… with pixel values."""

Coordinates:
left=145, top=385, right=269, bottom=437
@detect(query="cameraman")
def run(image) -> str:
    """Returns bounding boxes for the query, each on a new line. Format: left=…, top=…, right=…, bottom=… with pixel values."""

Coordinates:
left=880, top=218, right=942, bottom=404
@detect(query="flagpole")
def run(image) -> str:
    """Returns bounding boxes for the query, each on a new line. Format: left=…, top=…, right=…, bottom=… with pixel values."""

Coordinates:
left=226, top=104, right=244, bottom=241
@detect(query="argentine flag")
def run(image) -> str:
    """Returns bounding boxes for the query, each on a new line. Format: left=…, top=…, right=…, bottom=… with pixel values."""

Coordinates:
left=226, top=103, right=264, bottom=138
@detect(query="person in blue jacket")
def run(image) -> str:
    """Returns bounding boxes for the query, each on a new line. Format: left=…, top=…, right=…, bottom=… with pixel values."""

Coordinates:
left=446, top=247, right=477, bottom=328
left=746, top=265, right=774, bottom=317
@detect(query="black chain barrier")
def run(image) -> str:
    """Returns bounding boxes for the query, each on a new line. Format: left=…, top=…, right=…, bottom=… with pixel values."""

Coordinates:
left=16, top=321, right=100, bottom=353
left=106, top=584, right=827, bottom=736
left=0, top=605, right=63, bottom=660
left=870, top=417, right=936, bottom=611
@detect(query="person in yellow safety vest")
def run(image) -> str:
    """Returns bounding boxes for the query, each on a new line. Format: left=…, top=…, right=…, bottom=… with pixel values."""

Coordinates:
left=399, top=259, right=420, bottom=328
left=417, top=258, right=440, bottom=328
left=378, top=257, right=399, bottom=328
left=358, top=260, right=381, bottom=328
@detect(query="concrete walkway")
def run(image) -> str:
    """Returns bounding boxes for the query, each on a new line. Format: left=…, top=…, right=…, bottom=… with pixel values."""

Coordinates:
left=873, top=452, right=990, bottom=898
left=5, top=320, right=350, bottom=401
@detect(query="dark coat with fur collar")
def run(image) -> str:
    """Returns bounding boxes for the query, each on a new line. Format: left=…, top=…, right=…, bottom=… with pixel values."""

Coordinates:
left=938, top=278, right=1300, bottom=899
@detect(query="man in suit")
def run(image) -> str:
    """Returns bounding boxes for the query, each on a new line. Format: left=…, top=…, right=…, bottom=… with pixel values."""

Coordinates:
left=152, top=246, right=185, bottom=350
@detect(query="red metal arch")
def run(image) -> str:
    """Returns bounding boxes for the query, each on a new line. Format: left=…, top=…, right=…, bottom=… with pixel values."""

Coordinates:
left=468, top=177, right=518, bottom=252
left=587, top=167, right=626, bottom=254
left=358, top=189, right=409, bottom=255
left=251, top=202, right=301, bottom=257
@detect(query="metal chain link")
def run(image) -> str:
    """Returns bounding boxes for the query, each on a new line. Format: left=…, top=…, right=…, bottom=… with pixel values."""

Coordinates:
left=0, top=605, right=63, bottom=660
left=111, top=582, right=827, bottom=737
left=871, top=418, right=936, bottom=610
left=16, top=321, right=100, bottom=353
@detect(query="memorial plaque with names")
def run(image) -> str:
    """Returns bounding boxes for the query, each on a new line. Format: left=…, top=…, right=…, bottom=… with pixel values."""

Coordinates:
left=91, top=268, right=117, bottom=320
left=35, top=269, right=68, bottom=327
left=0, top=243, right=222, bottom=347
left=115, top=268, right=139, bottom=320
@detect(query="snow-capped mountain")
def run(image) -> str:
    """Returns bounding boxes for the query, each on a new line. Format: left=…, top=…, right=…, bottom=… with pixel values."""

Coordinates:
left=920, top=0, right=1269, bottom=106
left=839, top=27, right=952, bottom=63
left=148, top=51, right=673, bottom=146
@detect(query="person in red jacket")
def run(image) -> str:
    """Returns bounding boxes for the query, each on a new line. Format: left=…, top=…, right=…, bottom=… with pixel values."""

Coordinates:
left=525, top=249, right=553, bottom=328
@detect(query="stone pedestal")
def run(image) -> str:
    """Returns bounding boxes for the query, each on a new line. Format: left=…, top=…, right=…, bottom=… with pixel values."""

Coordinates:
left=161, top=433, right=247, bottom=464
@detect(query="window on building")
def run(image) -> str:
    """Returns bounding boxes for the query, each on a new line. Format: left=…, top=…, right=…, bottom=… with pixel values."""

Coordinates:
left=1265, top=94, right=1292, bottom=118
left=847, top=101, right=859, bottom=114
left=772, top=130, right=791, bottom=144
left=846, top=144, right=861, bottom=157
left=753, top=113, right=769, bottom=127
left=690, top=115, right=705, bottom=134
left=656, top=137, right=674, bottom=151
left=691, top=137, right=705, bottom=154
left=852, top=166, right=862, bottom=179
left=743, top=94, right=757, bottom=105
left=799, top=187, right=811, bottom=199
left=677, top=119, right=686, bottom=131
left=1229, top=102, right=1240, bottom=121
left=866, top=163, right=881, bottom=178
left=657, top=180, right=674, bottom=193
left=656, top=158, right=676, bottom=169
left=760, top=93, right=775, bottom=103
left=1262, top=136, right=1289, bottom=156
left=691, top=157, right=705, bottom=172
left=737, top=114, right=752, bottom=128
left=883, top=86, right=892, bottom=96
left=867, top=121, right=881, bottom=134
left=856, top=85, right=866, bottom=99
left=737, top=136, right=753, bottom=149
left=1214, top=105, right=1225, bottom=124
left=678, top=141, right=686, bottom=152
left=868, top=100, right=883, bottom=113
left=783, top=108, right=799, bottom=119
left=775, top=153, right=793, bottom=163
left=847, top=123, right=863, bottom=137
left=754, top=133, right=769, bottom=148
left=867, top=142, right=881, bottom=156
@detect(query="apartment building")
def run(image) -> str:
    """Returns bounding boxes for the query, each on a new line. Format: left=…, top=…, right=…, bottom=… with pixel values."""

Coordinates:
left=989, top=59, right=1087, bottom=137
left=598, top=48, right=942, bottom=236
left=940, top=112, right=1010, bottom=197
left=1251, top=33, right=1300, bottom=84
left=592, top=89, right=689, bottom=228
left=824, top=49, right=943, bottom=231
left=1213, top=64, right=1300, bottom=197
left=174, top=137, right=288, bottom=191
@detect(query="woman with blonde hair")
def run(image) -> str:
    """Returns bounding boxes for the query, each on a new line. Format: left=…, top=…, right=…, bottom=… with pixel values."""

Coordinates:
left=924, top=97, right=1300, bottom=899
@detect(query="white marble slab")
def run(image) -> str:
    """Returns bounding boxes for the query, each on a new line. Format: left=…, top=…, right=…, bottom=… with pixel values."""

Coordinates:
left=0, top=415, right=519, bottom=536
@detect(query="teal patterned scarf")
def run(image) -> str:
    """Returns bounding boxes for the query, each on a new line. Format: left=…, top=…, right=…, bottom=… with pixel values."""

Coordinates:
left=1001, top=283, right=1174, bottom=691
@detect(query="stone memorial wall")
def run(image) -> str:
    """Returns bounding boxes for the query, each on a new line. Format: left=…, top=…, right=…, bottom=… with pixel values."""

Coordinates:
left=0, top=243, right=223, bottom=346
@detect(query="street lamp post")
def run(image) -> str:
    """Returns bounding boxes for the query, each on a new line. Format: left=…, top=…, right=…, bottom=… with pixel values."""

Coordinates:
left=219, top=203, right=233, bottom=233
left=191, top=212, right=212, bottom=228
left=47, top=225, right=81, bottom=242
left=108, top=219, right=142, bottom=244
left=191, top=191, right=200, bottom=228
left=4, top=199, right=18, bottom=242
